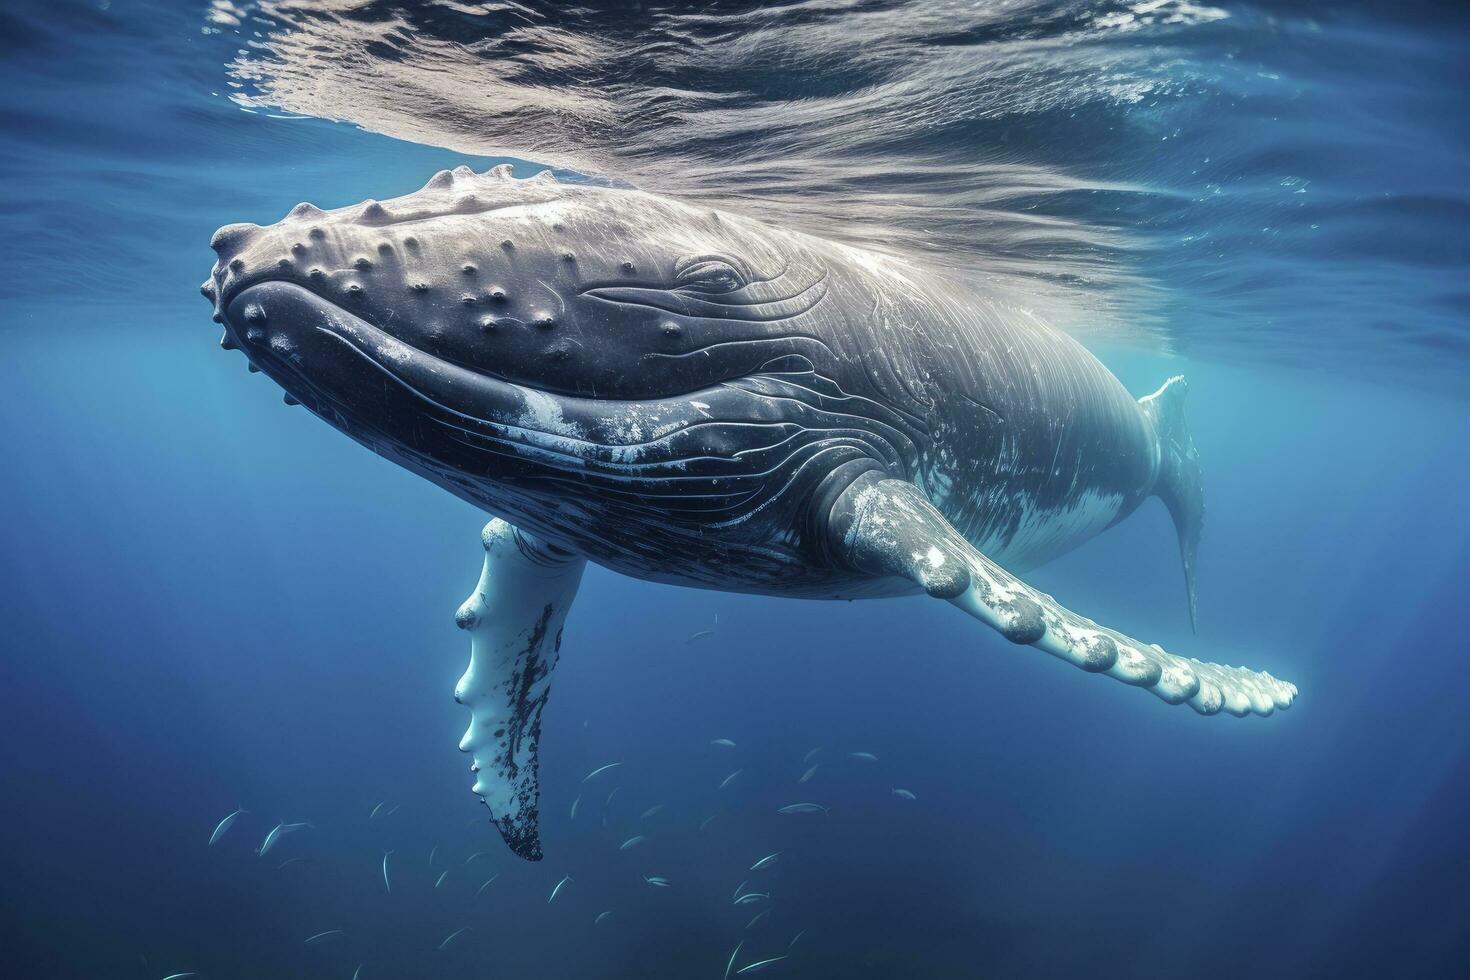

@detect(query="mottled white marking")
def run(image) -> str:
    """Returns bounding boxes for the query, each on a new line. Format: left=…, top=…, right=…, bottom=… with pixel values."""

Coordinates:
left=456, top=520, right=586, bottom=859
left=514, top=388, right=584, bottom=440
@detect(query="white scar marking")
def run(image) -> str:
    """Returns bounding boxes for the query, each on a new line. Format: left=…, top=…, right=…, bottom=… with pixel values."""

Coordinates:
left=515, top=389, right=584, bottom=441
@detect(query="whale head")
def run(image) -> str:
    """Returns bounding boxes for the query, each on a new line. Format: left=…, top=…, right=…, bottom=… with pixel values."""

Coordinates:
left=203, top=166, right=916, bottom=572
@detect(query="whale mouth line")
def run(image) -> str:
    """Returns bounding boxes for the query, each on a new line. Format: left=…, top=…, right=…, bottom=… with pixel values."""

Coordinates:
left=261, top=287, right=855, bottom=499
left=222, top=281, right=911, bottom=520
left=219, top=278, right=488, bottom=408
left=229, top=277, right=809, bottom=410
left=225, top=276, right=512, bottom=382
left=230, top=278, right=517, bottom=400
left=224, top=280, right=735, bottom=448
left=231, top=278, right=581, bottom=409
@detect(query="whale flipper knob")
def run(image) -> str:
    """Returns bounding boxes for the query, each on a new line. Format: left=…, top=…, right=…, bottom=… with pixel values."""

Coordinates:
left=825, top=473, right=1296, bottom=718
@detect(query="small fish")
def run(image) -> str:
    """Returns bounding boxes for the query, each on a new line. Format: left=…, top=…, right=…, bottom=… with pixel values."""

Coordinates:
left=640, top=804, right=665, bottom=820
left=582, top=762, right=622, bottom=782
left=724, top=941, right=744, bottom=980
left=732, top=879, right=750, bottom=901
left=685, top=629, right=715, bottom=644
left=257, top=823, right=285, bottom=856
left=475, top=875, right=499, bottom=896
left=549, top=875, right=572, bottom=903
left=644, top=875, right=671, bottom=887
left=602, top=785, right=621, bottom=829
left=428, top=844, right=438, bottom=867
left=569, top=795, right=581, bottom=820
left=892, top=788, right=917, bottom=800
left=849, top=751, right=879, bottom=763
left=382, top=851, right=392, bottom=894
left=352, top=965, right=363, bottom=980
left=434, top=870, right=449, bottom=889
left=719, top=769, right=743, bottom=790
left=258, top=820, right=310, bottom=856
left=777, top=803, right=829, bottom=815
left=736, top=955, right=789, bottom=974
left=698, top=814, right=719, bottom=832
left=802, top=747, right=823, bottom=764
left=465, top=850, right=494, bottom=865
left=619, top=835, right=646, bottom=851
left=746, top=908, right=771, bottom=930
left=798, top=764, right=819, bottom=784
left=734, top=892, right=767, bottom=905
left=208, top=807, right=247, bottom=846
left=368, top=801, right=390, bottom=820
left=304, top=929, right=344, bottom=945
left=277, top=857, right=318, bottom=871
left=160, top=974, right=198, bottom=980
left=711, top=738, right=736, bottom=748
left=787, top=929, right=807, bottom=950
left=750, top=852, right=780, bottom=871
left=594, top=910, right=614, bottom=925
left=437, top=927, right=470, bottom=951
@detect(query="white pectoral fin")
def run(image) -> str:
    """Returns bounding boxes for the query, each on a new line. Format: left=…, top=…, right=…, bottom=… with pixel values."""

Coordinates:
left=455, top=519, right=585, bottom=861
left=828, top=474, right=1296, bottom=717
left=953, top=549, right=1297, bottom=716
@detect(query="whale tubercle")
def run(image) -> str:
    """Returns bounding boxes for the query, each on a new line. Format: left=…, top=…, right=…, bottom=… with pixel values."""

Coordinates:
left=211, top=223, right=258, bottom=255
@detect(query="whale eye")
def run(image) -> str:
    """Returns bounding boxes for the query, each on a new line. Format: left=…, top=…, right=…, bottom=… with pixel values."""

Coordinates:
left=674, top=258, right=745, bottom=294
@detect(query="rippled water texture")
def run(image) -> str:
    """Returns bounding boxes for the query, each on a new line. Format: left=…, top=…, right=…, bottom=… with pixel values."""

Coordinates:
left=216, top=0, right=1469, bottom=376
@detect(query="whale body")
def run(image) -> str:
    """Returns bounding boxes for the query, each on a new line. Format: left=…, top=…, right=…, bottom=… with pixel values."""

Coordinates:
left=203, top=165, right=1295, bottom=859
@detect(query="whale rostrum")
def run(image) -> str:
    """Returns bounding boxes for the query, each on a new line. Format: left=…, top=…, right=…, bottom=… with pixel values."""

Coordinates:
left=205, top=165, right=1296, bottom=860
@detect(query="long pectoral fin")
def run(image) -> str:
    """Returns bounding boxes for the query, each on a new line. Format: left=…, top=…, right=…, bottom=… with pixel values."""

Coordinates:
left=826, top=474, right=1296, bottom=717
left=455, top=519, right=586, bottom=861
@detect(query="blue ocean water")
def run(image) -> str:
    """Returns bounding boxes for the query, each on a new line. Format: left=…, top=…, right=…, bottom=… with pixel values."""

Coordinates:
left=1, top=2, right=1468, bottom=978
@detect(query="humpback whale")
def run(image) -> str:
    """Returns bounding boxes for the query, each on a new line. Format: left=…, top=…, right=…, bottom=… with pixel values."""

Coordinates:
left=202, top=165, right=1296, bottom=860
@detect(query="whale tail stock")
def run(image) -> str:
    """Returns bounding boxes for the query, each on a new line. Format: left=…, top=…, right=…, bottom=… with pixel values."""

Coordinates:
left=1138, top=375, right=1203, bottom=633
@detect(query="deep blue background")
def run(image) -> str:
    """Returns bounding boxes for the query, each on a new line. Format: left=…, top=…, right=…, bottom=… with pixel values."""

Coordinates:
left=2, top=2, right=1467, bottom=978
